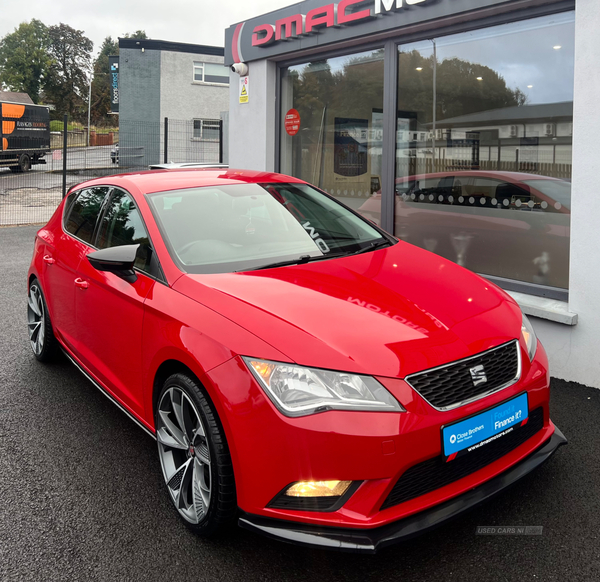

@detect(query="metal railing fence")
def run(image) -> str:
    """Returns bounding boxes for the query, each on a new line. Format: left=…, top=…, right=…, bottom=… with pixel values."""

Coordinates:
left=0, top=117, right=223, bottom=226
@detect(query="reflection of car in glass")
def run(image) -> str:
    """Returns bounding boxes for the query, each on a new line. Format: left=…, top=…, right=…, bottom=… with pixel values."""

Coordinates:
left=27, top=169, right=565, bottom=552
left=359, top=171, right=571, bottom=289
left=110, top=143, right=118, bottom=164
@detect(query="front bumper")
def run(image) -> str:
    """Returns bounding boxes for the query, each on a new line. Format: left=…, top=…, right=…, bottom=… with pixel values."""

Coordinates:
left=239, top=426, right=567, bottom=553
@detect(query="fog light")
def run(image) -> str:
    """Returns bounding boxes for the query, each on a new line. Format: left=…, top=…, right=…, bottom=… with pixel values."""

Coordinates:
left=285, top=480, right=352, bottom=497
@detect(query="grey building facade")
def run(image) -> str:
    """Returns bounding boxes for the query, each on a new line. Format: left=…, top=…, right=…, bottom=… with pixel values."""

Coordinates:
left=118, top=38, right=229, bottom=166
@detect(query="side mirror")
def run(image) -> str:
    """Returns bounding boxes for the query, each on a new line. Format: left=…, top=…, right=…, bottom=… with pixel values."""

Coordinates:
left=87, top=244, right=139, bottom=283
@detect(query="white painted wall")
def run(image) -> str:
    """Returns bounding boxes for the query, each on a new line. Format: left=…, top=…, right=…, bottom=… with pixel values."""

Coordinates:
left=228, top=60, right=276, bottom=172
left=531, top=0, right=600, bottom=388
left=160, top=51, right=229, bottom=121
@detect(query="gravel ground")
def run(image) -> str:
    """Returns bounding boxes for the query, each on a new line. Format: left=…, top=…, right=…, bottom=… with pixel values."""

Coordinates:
left=1, top=225, right=598, bottom=582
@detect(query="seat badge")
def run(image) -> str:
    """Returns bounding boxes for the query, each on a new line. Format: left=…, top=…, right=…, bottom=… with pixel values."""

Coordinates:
left=469, top=364, right=487, bottom=386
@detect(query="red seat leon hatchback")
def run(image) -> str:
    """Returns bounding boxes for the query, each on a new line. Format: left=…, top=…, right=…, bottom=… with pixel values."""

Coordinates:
left=27, top=169, right=566, bottom=553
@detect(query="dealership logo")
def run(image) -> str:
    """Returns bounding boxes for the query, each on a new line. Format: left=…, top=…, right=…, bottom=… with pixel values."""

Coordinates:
left=469, top=364, right=487, bottom=387
left=252, top=0, right=431, bottom=47
left=449, top=434, right=457, bottom=444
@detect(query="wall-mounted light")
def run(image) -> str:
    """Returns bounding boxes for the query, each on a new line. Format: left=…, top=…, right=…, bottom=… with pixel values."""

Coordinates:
left=553, top=45, right=562, bottom=50
left=476, top=77, right=483, bottom=81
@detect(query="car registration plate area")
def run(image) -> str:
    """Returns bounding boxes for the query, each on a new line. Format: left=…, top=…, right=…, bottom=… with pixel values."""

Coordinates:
left=442, top=393, right=529, bottom=460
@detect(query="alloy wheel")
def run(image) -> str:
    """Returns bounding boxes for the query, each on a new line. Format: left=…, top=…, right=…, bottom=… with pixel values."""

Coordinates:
left=27, top=284, right=46, bottom=356
left=156, top=387, right=212, bottom=524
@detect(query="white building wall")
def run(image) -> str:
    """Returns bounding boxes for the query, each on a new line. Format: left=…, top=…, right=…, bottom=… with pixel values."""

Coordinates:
left=228, top=60, right=276, bottom=172
left=533, top=0, right=600, bottom=388
left=160, top=51, right=229, bottom=120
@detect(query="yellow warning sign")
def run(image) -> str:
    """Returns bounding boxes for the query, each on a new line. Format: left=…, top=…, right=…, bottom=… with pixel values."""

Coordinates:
left=239, top=76, right=249, bottom=104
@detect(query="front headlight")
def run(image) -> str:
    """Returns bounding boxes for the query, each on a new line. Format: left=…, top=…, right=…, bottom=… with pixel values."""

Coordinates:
left=521, top=312, right=538, bottom=362
left=243, top=358, right=405, bottom=417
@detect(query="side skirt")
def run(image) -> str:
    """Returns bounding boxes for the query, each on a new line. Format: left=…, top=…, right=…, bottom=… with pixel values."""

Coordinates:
left=61, top=347, right=156, bottom=440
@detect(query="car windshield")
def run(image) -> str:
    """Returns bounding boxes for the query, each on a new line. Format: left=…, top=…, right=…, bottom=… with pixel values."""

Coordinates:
left=147, top=182, right=391, bottom=274
left=521, top=179, right=571, bottom=211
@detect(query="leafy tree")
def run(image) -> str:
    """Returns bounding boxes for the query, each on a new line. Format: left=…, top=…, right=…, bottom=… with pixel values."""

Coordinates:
left=44, top=23, right=93, bottom=119
left=0, top=20, right=51, bottom=103
left=397, top=50, right=528, bottom=124
left=121, top=30, right=148, bottom=40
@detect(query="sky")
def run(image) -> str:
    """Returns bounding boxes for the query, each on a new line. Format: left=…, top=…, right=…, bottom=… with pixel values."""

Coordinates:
left=0, top=0, right=293, bottom=56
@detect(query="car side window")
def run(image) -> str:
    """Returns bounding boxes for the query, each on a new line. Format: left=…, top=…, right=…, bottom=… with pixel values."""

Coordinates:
left=96, top=189, right=153, bottom=273
left=64, top=187, right=110, bottom=245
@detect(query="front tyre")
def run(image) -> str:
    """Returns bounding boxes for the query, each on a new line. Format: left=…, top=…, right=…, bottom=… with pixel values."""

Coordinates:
left=155, top=373, right=236, bottom=535
left=27, top=280, right=58, bottom=362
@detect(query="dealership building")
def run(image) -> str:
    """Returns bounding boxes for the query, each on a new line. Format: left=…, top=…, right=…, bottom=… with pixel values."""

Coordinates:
left=223, top=0, right=600, bottom=388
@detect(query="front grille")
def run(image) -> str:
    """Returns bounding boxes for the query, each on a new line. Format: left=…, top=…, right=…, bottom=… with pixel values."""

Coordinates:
left=406, top=340, right=520, bottom=410
left=381, top=407, right=544, bottom=510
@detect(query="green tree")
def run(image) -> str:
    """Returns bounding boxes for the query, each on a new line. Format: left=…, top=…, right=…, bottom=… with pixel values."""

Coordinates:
left=121, top=30, right=148, bottom=40
left=44, top=23, right=93, bottom=119
left=397, top=50, right=528, bottom=124
left=0, top=20, right=51, bottom=103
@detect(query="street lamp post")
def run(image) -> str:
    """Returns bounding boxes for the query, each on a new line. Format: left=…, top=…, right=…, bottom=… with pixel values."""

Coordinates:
left=431, top=39, right=437, bottom=173
left=87, top=72, right=92, bottom=147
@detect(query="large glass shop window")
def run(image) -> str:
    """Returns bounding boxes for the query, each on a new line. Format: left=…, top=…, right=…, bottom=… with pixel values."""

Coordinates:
left=386, top=12, right=575, bottom=290
left=280, top=49, right=384, bottom=218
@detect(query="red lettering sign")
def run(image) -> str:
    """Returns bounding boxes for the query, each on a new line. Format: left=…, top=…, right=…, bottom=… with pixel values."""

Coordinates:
left=284, top=109, right=301, bottom=136
left=305, top=4, right=336, bottom=34
left=338, top=0, right=372, bottom=24
left=252, top=24, right=275, bottom=46
left=276, top=14, right=305, bottom=41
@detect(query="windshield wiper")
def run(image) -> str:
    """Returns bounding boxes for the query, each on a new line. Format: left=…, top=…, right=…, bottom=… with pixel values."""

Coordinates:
left=351, top=239, right=392, bottom=255
left=240, top=240, right=392, bottom=272
left=241, top=252, right=348, bottom=272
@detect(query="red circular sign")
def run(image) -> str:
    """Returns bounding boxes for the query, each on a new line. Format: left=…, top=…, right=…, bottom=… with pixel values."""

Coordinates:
left=284, top=109, right=301, bottom=136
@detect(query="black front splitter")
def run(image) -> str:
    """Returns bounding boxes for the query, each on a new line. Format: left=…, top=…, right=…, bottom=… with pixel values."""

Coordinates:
left=238, top=426, right=567, bottom=554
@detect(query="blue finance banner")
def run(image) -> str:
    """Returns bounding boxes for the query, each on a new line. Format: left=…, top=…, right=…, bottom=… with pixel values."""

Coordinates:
left=443, top=393, right=528, bottom=457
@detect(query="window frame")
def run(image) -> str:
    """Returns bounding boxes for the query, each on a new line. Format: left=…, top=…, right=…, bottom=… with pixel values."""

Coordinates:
left=192, top=118, right=221, bottom=141
left=192, top=61, right=229, bottom=86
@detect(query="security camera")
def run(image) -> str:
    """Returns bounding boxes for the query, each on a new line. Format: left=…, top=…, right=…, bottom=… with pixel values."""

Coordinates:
left=231, top=62, right=249, bottom=76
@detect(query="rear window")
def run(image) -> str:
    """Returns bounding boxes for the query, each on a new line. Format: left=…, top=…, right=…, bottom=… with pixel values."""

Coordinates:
left=64, top=187, right=109, bottom=245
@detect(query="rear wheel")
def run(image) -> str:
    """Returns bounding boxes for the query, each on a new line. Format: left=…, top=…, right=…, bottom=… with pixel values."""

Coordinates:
left=155, top=373, right=236, bottom=535
left=27, top=280, right=58, bottom=362
left=20, top=154, right=31, bottom=172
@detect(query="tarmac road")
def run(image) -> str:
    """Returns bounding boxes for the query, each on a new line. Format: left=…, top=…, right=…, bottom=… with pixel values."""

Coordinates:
left=1, top=225, right=599, bottom=582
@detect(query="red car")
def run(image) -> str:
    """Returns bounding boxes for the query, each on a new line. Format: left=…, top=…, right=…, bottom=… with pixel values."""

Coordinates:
left=27, top=169, right=566, bottom=553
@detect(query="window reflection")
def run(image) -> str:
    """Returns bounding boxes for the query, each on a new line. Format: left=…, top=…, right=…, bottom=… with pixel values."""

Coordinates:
left=388, top=12, right=574, bottom=289
left=280, top=49, right=384, bottom=219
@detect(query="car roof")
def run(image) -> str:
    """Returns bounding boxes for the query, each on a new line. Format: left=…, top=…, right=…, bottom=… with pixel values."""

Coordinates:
left=70, top=168, right=307, bottom=195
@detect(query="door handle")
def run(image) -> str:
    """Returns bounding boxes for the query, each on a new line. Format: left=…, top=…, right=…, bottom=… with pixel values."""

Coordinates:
left=43, top=255, right=56, bottom=265
left=74, top=278, right=89, bottom=290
